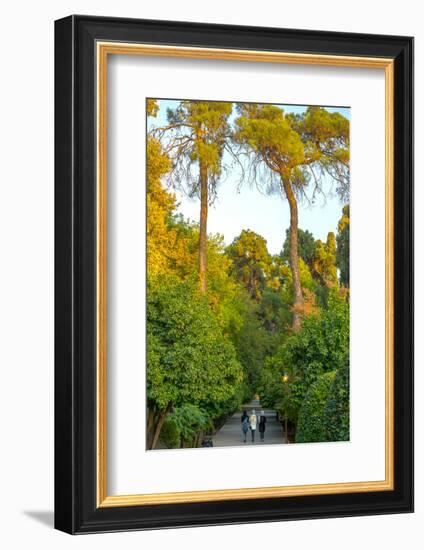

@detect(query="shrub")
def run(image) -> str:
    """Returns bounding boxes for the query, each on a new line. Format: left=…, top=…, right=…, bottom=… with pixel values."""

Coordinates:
left=296, top=371, right=336, bottom=443
left=324, top=362, right=350, bottom=441
left=169, top=404, right=212, bottom=446
left=160, top=417, right=181, bottom=448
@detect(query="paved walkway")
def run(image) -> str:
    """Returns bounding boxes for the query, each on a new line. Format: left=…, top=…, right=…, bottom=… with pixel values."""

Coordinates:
left=212, top=399, right=286, bottom=447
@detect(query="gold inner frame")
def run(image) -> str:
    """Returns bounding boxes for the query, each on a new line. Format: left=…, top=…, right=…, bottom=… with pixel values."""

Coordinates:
left=96, top=42, right=395, bottom=508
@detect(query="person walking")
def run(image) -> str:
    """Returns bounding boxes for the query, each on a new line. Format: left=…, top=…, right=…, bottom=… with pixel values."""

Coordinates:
left=241, top=410, right=249, bottom=443
left=259, top=410, right=267, bottom=442
left=249, top=409, right=257, bottom=442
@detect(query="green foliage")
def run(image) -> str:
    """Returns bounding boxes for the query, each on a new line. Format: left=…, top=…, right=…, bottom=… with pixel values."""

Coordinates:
left=296, top=371, right=336, bottom=443
left=287, top=107, right=350, bottom=201
left=312, top=232, right=338, bottom=289
left=169, top=405, right=212, bottom=446
left=259, top=289, right=349, bottom=432
left=160, top=417, right=181, bottom=448
left=161, top=404, right=217, bottom=448
left=146, top=136, right=178, bottom=277
left=324, top=362, right=350, bottom=441
left=308, top=231, right=339, bottom=307
left=147, top=276, right=243, bottom=412
left=283, top=290, right=348, bottom=383
left=164, top=100, right=233, bottom=196
left=276, top=256, right=318, bottom=320
left=257, top=361, right=281, bottom=410
left=336, top=205, right=350, bottom=287
left=235, top=104, right=306, bottom=177
left=226, top=229, right=272, bottom=301
left=257, top=287, right=288, bottom=334
left=259, top=356, right=302, bottom=424
left=281, top=228, right=316, bottom=268
left=230, top=294, right=270, bottom=394
left=234, top=104, right=349, bottom=199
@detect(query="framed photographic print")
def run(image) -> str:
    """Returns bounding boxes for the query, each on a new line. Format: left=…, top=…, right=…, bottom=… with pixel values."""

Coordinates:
left=54, top=15, right=414, bottom=534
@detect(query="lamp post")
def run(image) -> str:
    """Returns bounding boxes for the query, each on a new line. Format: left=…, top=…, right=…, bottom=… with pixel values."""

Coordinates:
left=281, top=374, right=289, bottom=444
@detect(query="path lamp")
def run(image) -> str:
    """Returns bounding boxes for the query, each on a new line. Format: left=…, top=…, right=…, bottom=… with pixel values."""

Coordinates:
left=281, top=374, right=289, bottom=443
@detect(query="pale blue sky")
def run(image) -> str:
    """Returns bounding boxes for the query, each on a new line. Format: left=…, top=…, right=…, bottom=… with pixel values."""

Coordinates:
left=148, top=99, right=350, bottom=255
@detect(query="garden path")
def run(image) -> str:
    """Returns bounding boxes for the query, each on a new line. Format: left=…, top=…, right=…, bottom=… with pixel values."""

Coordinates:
left=211, top=399, right=286, bottom=447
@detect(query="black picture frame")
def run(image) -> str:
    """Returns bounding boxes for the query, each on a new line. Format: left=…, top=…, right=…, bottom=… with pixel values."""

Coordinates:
left=55, top=14, right=414, bottom=534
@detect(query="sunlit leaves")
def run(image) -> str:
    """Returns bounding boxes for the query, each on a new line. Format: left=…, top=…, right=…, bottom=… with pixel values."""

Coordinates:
left=146, top=98, right=159, bottom=117
left=311, top=232, right=338, bottom=289
left=235, top=105, right=305, bottom=174
left=161, top=100, right=233, bottom=196
left=234, top=104, right=349, bottom=198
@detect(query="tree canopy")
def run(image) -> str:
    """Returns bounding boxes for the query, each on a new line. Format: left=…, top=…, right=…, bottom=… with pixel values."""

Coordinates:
left=282, top=228, right=316, bottom=268
left=226, top=229, right=272, bottom=301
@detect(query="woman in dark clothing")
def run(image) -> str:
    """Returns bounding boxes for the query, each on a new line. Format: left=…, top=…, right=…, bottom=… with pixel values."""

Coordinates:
left=259, top=410, right=267, bottom=442
left=241, top=410, right=249, bottom=443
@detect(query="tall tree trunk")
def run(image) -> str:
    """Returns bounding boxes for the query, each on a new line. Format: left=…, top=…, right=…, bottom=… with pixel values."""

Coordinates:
left=281, top=177, right=303, bottom=330
left=199, top=157, right=208, bottom=293
left=150, top=403, right=171, bottom=450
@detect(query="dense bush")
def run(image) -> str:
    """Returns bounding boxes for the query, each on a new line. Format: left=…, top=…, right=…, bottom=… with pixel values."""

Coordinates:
left=160, top=417, right=181, bottom=448
left=169, top=404, right=212, bottom=447
left=324, top=362, right=350, bottom=441
left=282, top=290, right=349, bottom=389
left=296, top=371, right=336, bottom=443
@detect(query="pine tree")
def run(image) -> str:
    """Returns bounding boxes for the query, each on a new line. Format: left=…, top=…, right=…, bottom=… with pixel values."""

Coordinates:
left=234, top=105, right=349, bottom=329
left=151, top=100, right=233, bottom=292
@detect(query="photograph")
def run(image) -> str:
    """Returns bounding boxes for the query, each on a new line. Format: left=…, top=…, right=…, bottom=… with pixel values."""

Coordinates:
left=51, top=13, right=413, bottom=535
left=146, top=98, right=351, bottom=450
